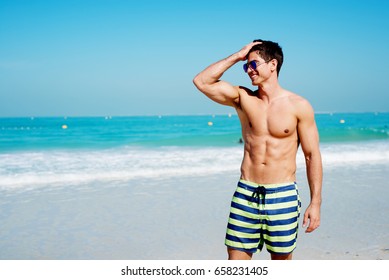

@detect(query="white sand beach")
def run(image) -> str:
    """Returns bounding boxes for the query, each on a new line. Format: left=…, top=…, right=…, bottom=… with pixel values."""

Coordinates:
left=0, top=157, right=388, bottom=260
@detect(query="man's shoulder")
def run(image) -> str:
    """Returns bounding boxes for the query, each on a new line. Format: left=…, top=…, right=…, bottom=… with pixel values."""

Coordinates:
left=284, top=90, right=312, bottom=108
left=279, top=90, right=315, bottom=120
left=229, top=86, right=259, bottom=111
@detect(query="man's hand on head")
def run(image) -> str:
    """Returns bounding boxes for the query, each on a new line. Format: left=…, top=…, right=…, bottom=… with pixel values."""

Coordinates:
left=236, top=41, right=262, bottom=61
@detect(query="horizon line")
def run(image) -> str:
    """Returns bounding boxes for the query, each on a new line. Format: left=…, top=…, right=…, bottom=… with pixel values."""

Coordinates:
left=0, top=111, right=388, bottom=119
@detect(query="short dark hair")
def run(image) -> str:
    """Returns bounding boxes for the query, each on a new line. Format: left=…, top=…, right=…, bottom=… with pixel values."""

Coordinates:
left=248, top=39, right=283, bottom=76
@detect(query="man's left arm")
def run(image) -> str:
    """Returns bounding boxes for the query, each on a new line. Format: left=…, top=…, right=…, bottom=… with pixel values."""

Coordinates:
left=296, top=99, right=323, bottom=233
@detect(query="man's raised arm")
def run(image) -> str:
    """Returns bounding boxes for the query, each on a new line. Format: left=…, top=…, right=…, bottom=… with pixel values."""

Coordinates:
left=193, top=41, right=260, bottom=107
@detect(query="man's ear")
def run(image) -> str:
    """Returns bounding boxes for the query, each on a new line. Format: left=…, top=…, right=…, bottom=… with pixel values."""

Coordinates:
left=270, top=59, right=278, bottom=72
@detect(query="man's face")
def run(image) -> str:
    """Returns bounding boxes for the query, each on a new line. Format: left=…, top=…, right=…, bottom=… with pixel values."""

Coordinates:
left=245, top=52, right=270, bottom=86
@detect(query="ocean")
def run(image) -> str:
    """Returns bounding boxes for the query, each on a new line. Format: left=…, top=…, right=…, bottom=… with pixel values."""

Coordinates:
left=0, top=112, right=388, bottom=192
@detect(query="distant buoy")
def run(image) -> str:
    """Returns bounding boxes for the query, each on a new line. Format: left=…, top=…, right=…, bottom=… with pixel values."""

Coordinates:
left=62, top=124, right=68, bottom=129
left=208, top=121, right=213, bottom=126
left=340, top=119, right=345, bottom=124
left=228, top=113, right=232, bottom=118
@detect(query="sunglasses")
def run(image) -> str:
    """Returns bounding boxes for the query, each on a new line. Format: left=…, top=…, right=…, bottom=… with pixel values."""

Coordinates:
left=243, top=60, right=271, bottom=73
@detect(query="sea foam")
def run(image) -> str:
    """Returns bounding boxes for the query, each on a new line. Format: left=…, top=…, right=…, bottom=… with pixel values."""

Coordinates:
left=0, top=141, right=388, bottom=191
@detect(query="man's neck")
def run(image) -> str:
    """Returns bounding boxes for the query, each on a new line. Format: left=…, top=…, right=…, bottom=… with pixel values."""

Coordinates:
left=257, top=79, right=283, bottom=103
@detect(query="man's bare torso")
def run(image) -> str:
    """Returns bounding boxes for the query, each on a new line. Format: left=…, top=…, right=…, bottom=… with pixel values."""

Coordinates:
left=235, top=87, right=302, bottom=184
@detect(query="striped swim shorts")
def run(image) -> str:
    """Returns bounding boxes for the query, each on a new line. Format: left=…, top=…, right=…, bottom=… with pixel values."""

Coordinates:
left=225, top=179, right=301, bottom=255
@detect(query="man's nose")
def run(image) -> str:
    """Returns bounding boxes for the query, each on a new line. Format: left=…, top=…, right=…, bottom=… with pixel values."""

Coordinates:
left=247, top=66, right=255, bottom=73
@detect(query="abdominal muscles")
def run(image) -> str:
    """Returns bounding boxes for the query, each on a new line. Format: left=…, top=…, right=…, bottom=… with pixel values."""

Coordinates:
left=240, top=138, right=297, bottom=184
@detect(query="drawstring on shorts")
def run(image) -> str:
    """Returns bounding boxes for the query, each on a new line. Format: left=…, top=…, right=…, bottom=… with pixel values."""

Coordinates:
left=251, top=185, right=267, bottom=206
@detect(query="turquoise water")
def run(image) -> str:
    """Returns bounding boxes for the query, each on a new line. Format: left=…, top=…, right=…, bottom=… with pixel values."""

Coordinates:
left=0, top=112, right=388, bottom=191
left=1, top=112, right=388, bottom=151
left=0, top=115, right=241, bottom=151
left=315, top=112, right=389, bottom=143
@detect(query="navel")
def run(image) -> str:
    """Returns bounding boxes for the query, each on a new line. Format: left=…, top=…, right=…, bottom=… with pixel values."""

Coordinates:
left=284, top=129, right=289, bottom=133
left=249, top=122, right=252, bottom=128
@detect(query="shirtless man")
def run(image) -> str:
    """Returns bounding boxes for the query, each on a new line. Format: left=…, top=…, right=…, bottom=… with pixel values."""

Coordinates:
left=193, top=40, right=322, bottom=260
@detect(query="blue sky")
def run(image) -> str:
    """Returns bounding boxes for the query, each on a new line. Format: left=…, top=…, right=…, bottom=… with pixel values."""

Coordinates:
left=0, top=0, right=388, bottom=117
